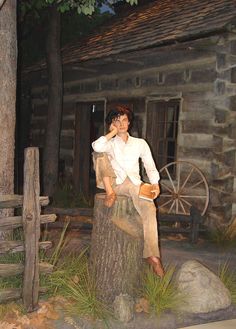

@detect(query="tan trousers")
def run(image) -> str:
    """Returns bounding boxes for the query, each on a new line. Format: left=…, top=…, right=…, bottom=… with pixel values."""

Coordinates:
left=92, top=152, right=160, bottom=258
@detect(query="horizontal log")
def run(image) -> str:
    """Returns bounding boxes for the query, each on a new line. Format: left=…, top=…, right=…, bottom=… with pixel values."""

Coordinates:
left=0, top=214, right=57, bottom=230
left=0, top=288, right=21, bottom=303
left=0, top=195, right=49, bottom=208
left=0, top=287, right=48, bottom=303
left=159, top=213, right=190, bottom=222
left=47, top=221, right=92, bottom=230
left=44, top=207, right=93, bottom=217
left=61, top=215, right=92, bottom=224
left=223, top=192, right=236, bottom=203
left=0, top=241, right=52, bottom=254
left=40, top=214, right=57, bottom=224
left=0, top=262, right=53, bottom=277
left=160, top=226, right=206, bottom=233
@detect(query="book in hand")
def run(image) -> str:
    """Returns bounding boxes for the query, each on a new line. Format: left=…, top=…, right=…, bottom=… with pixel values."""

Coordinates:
left=138, top=183, right=155, bottom=201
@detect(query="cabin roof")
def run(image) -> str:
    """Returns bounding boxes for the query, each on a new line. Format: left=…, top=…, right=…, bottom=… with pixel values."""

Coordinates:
left=26, top=0, right=236, bottom=72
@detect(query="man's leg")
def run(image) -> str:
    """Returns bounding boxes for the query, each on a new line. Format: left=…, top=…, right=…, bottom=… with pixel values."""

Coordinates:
left=114, top=179, right=164, bottom=277
left=102, top=176, right=116, bottom=207
left=92, top=152, right=117, bottom=207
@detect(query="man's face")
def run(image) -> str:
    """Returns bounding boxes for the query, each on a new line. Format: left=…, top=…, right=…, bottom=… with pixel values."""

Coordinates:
left=112, top=114, right=130, bottom=133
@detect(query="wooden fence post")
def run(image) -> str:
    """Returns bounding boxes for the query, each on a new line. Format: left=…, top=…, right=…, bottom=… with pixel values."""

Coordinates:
left=22, top=147, right=40, bottom=312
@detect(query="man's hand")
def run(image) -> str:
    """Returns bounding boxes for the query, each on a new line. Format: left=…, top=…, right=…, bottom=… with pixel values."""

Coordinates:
left=151, top=184, right=160, bottom=199
left=109, top=123, right=118, bottom=135
left=105, top=123, right=118, bottom=141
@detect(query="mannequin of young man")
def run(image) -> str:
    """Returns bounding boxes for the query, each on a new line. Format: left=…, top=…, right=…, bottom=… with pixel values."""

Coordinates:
left=92, top=105, right=164, bottom=278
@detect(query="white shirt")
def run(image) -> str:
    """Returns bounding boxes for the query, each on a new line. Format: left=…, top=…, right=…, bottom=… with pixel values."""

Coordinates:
left=92, top=134, right=160, bottom=186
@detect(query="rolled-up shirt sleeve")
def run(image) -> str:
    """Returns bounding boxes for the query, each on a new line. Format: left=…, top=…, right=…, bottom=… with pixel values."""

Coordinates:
left=141, top=140, right=160, bottom=184
left=92, top=136, right=111, bottom=153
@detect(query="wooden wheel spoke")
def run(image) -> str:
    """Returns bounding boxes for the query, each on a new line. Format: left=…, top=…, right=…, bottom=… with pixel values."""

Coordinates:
left=176, top=163, right=181, bottom=192
left=158, top=198, right=173, bottom=209
left=160, top=161, right=209, bottom=216
left=180, top=167, right=194, bottom=191
left=179, top=195, right=206, bottom=199
left=175, top=199, right=179, bottom=214
left=160, top=181, right=173, bottom=193
left=187, top=179, right=204, bottom=190
left=168, top=200, right=176, bottom=214
left=180, top=197, right=192, bottom=207
left=164, top=167, right=176, bottom=192
left=179, top=199, right=187, bottom=214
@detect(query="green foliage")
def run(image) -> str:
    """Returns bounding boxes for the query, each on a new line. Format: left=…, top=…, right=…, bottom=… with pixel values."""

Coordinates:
left=206, top=227, right=236, bottom=250
left=0, top=230, right=25, bottom=289
left=40, top=248, right=89, bottom=295
left=41, top=220, right=70, bottom=266
left=0, top=222, right=110, bottom=322
left=61, top=8, right=111, bottom=46
left=45, top=0, right=138, bottom=15
left=60, top=274, right=112, bottom=321
left=0, top=274, right=23, bottom=290
left=141, top=265, right=184, bottom=316
left=218, top=261, right=236, bottom=304
left=52, top=181, right=93, bottom=208
left=40, top=247, right=112, bottom=321
left=19, top=1, right=112, bottom=66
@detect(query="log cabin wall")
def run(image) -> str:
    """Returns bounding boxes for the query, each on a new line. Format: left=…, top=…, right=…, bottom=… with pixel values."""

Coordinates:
left=28, top=31, right=236, bottom=227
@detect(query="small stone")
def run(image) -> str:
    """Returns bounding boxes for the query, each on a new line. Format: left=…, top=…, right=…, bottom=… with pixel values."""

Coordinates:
left=113, top=294, right=134, bottom=322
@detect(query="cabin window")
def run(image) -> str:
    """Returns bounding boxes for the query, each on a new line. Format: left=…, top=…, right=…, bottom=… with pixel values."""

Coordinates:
left=146, top=100, right=180, bottom=170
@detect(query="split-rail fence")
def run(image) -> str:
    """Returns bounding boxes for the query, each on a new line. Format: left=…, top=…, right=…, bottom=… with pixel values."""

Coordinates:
left=0, top=147, right=56, bottom=312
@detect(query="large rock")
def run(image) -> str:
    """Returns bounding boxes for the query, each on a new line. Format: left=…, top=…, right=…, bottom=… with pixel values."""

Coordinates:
left=175, top=260, right=231, bottom=313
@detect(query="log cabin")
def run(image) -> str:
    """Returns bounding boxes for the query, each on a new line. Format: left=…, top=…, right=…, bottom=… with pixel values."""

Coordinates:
left=22, top=0, right=236, bottom=228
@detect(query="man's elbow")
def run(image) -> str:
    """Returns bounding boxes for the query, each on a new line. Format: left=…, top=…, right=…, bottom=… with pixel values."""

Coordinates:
left=92, top=144, right=103, bottom=153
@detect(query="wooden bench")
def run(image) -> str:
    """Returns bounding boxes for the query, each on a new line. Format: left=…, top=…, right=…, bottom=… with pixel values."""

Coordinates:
left=159, top=206, right=205, bottom=243
left=46, top=203, right=205, bottom=244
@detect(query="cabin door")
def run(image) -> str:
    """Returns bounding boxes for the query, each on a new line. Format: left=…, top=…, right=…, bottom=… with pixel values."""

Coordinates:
left=73, top=101, right=105, bottom=198
left=146, top=100, right=180, bottom=171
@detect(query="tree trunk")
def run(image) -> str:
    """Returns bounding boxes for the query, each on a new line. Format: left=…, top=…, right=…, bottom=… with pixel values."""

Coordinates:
left=0, top=0, right=17, bottom=238
left=43, top=5, right=62, bottom=196
left=89, top=194, right=144, bottom=303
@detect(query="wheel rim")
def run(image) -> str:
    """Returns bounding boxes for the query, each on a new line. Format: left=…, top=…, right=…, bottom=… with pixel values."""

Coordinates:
left=158, top=161, right=209, bottom=216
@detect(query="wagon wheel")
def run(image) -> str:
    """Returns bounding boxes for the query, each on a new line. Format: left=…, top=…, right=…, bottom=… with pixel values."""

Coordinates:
left=158, top=161, right=209, bottom=216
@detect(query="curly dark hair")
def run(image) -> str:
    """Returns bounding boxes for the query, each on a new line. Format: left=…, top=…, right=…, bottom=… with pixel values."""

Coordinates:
left=105, top=105, right=134, bottom=126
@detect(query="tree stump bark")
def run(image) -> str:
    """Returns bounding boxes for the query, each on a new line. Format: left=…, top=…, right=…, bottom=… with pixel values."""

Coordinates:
left=89, top=193, right=144, bottom=303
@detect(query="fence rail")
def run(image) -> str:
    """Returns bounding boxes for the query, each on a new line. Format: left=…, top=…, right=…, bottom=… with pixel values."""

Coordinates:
left=0, top=147, right=56, bottom=312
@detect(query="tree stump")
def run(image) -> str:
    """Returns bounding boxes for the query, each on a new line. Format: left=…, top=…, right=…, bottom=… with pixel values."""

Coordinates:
left=89, top=193, right=144, bottom=303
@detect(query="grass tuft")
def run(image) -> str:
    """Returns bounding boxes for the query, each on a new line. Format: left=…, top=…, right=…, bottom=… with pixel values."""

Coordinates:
left=218, top=261, right=236, bottom=304
left=41, top=248, right=112, bottom=322
left=0, top=241, right=24, bottom=289
left=60, top=271, right=112, bottom=321
left=0, top=225, right=111, bottom=323
left=141, top=264, right=184, bottom=316
left=206, top=227, right=236, bottom=249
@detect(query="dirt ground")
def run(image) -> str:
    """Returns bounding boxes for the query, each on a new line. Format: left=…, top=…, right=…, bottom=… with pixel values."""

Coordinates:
left=1, top=228, right=236, bottom=329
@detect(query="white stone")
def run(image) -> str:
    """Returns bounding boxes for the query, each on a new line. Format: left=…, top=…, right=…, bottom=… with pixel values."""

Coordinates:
left=175, top=260, right=231, bottom=313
